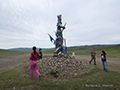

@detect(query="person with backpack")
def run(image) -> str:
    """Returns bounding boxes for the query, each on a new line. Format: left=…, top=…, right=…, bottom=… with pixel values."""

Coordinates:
left=29, top=46, right=41, bottom=79
left=98, top=50, right=107, bottom=72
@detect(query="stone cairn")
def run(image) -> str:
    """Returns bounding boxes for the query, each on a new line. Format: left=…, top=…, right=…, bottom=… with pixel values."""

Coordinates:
left=37, top=56, right=93, bottom=77
left=45, top=15, right=93, bottom=77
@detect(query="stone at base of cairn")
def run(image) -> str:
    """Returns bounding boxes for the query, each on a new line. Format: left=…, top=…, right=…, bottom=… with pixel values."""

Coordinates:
left=53, top=52, right=64, bottom=57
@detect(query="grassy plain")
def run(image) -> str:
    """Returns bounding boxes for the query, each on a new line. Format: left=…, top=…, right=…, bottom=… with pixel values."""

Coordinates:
left=0, top=65, right=120, bottom=90
left=0, top=45, right=120, bottom=90
left=0, top=49, right=27, bottom=54
left=42, top=45, right=120, bottom=58
left=0, top=45, right=120, bottom=59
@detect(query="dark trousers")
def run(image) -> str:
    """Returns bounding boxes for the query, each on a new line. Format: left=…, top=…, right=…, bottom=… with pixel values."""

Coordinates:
left=90, top=56, right=96, bottom=65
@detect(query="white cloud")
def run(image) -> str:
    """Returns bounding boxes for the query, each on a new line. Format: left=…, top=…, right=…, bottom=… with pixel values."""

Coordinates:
left=0, top=0, right=120, bottom=49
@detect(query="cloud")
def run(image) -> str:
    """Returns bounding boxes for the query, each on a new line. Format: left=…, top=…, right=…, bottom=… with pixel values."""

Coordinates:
left=0, top=0, right=120, bottom=49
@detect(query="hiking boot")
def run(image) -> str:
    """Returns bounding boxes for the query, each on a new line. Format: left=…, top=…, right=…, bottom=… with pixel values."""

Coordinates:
left=39, top=75, right=41, bottom=78
left=105, top=69, right=107, bottom=72
left=89, top=61, right=91, bottom=64
left=29, top=77, right=32, bottom=79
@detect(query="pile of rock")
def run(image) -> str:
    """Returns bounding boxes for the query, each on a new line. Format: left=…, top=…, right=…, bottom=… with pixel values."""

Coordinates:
left=37, top=55, right=93, bottom=77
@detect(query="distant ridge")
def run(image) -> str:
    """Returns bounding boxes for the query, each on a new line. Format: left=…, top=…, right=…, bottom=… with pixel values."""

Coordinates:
left=67, top=44, right=118, bottom=50
left=7, top=44, right=119, bottom=51
left=8, top=47, right=54, bottom=51
left=8, top=48, right=32, bottom=51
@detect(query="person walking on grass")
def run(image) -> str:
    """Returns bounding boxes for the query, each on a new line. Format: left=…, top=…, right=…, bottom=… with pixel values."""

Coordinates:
left=98, top=50, right=107, bottom=72
left=29, top=46, right=41, bottom=79
left=89, top=48, right=96, bottom=65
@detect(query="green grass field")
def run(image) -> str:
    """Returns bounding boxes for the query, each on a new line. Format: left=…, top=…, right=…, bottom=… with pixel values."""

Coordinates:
left=42, top=45, right=120, bottom=58
left=0, top=49, right=28, bottom=54
left=73, top=45, right=120, bottom=58
left=0, top=45, right=120, bottom=59
left=0, top=45, right=120, bottom=89
left=42, top=49, right=55, bottom=54
left=0, top=65, right=120, bottom=90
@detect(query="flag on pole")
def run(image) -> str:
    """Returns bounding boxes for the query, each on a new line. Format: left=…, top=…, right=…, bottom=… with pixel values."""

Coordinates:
left=48, top=34, right=54, bottom=42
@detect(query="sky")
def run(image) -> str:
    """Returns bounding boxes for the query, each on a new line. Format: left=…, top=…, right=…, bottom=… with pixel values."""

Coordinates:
left=0, top=0, right=120, bottom=49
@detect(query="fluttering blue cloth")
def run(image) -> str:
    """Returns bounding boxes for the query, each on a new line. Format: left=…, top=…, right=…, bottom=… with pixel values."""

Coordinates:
left=49, top=35, right=54, bottom=42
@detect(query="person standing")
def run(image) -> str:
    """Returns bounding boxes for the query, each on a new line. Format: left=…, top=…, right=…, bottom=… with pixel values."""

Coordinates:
left=29, top=46, right=41, bottom=79
left=98, top=50, right=107, bottom=72
left=39, top=48, right=43, bottom=60
left=72, top=51, right=75, bottom=59
left=89, top=48, right=96, bottom=65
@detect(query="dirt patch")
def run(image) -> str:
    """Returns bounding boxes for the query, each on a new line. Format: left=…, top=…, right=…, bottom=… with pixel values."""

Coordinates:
left=0, top=54, right=29, bottom=73
left=0, top=54, right=120, bottom=74
left=76, top=55, right=120, bottom=73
